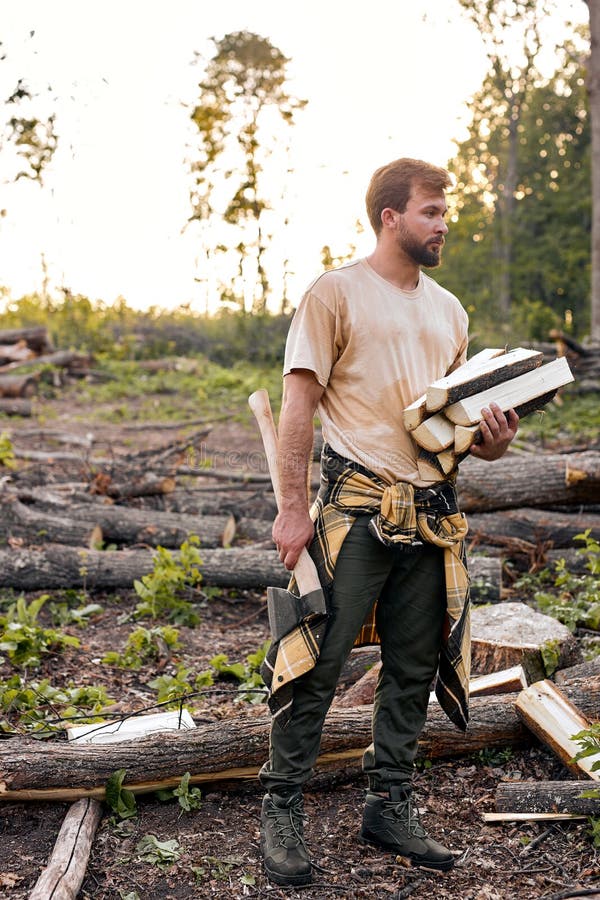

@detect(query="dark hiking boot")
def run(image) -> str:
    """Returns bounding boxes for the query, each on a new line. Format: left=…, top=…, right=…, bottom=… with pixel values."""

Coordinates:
left=260, top=791, right=312, bottom=886
left=360, top=783, right=454, bottom=872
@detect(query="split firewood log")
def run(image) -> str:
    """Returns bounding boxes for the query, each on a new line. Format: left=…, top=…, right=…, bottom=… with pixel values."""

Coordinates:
left=425, top=347, right=542, bottom=413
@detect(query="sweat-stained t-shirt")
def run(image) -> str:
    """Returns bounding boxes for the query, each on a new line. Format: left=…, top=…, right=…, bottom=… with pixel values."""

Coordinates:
left=283, top=258, right=469, bottom=486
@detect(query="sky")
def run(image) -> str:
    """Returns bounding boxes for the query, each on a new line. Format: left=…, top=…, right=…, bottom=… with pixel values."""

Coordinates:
left=0, top=0, right=589, bottom=312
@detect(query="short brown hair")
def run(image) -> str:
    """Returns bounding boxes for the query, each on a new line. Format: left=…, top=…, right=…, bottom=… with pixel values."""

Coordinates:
left=365, top=158, right=451, bottom=235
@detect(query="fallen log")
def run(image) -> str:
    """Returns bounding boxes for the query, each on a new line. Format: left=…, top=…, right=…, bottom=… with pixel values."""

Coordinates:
left=0, top=497, right=236, bottom=549
left=0, top=398, right=32, bottom=416
left=0, top=373, right=39, bottom=398
left=495, top=780, right=600, bottom=815
left=0, top=543, right=501, bottom=594
left=457, top=451, right=600, bottom=512
left=1, top=680, right=599, bottom=801
left=467, top=508, right=600, bottom=549
left=28, top=798, right=103, bottom=900
left=89, top=472, right=176, bottom=499
left=0, top=498, right=102, bottom=548
left=0, top=339, right=35, bottom=366
left=0, top=326, right=53, bottom=354
left=0, top=349, right=91, bottom=375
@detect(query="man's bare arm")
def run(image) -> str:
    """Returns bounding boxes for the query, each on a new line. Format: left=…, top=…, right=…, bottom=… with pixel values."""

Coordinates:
left=272, top=369, right=325, bottom=571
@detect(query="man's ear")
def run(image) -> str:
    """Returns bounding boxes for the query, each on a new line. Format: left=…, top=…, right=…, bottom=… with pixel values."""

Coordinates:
left=381, top=207, right=399, bottom=229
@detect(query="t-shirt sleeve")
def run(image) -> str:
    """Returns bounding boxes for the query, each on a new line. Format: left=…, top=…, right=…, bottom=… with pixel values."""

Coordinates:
left=283, top=291, right=339, bottom=387
left=445, top=308, right=469, bottom=375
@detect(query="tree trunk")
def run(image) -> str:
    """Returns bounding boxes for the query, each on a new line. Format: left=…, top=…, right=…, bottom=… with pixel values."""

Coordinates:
left=0, top=498, right=102, bottom=548
left=587, top=0, right=600, bottom=342
left=495, top=781, right=600, bottom=815
left=0, top=399, right=32, bottom=416
left=1, top=680, right=598, bottom=801
left=457, top=452, right=600, bottom=512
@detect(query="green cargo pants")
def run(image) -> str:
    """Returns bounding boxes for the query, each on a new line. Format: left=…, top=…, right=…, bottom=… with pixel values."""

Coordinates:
left=259, top=514, right=447, bottom=793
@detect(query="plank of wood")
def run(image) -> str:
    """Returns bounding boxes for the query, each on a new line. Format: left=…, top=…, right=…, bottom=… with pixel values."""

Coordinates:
left=426, top=347, right=541, bottom=412
left=483, top=811, right=586, bottom=822
left=444, top=357, right=574, bottom=426
left=516, top=679, right=600, bottom=779
left=28, top=798, right=103, bottom=900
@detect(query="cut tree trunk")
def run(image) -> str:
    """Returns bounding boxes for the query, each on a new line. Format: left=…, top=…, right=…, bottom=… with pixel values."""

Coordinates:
left=425, top=347, right=542, bottom=413
left=467, top=508, right=600, bottom=549
left=457, top=451, right=600, bottom=512
left=0, top=373, right=39, bottom=398
left=0, top=497, right=236, bottom=549
left=0, top=349, right=91, bottom=375
left=471, top=602, right=580, bottom=682
left=1, top=679, right=599, bottom=801
left=28, top=798, right=103, bottom=900
left=495, top=780, right=600, bottom=815
left=0, top=340, right=35, bottom=366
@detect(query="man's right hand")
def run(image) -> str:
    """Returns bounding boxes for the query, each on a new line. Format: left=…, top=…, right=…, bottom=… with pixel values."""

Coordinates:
left=273, top=509, right=315, bottom=571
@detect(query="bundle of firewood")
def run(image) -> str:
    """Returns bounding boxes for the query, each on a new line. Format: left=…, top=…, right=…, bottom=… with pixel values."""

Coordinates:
left=404, top=347, right=575, bottom=480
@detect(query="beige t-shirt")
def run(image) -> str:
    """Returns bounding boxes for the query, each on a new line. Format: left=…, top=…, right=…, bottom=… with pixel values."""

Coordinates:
left=283, top=258, right=469, bottom=486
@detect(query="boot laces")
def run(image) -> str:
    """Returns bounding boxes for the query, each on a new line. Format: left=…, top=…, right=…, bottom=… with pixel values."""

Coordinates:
left=267, top=795, right=308, bottom=849
left=382, top=794, right=427, bottom=838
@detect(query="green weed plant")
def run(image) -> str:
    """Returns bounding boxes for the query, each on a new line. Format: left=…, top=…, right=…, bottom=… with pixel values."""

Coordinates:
left=0, top=594, right=80, bottom=668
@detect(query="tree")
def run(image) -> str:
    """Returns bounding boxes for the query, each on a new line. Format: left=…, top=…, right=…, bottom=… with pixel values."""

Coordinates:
left=188, top=31, right=305, bottom=313
left=584, top=0, right=600, bottom=341
left=442, top=35, right=590, bottom=340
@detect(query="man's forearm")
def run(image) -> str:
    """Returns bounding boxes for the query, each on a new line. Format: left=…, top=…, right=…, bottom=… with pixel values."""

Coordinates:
left=277, top=404, right=314, bottom=514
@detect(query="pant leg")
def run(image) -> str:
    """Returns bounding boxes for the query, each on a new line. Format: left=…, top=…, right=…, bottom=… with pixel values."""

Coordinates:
left=362, top=543, right=446, bottom=790
left=259, top=516, right=394, bottom=793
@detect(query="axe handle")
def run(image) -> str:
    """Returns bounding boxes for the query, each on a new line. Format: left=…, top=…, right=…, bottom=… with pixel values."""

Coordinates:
left=248, top=389, right=321, bottom=595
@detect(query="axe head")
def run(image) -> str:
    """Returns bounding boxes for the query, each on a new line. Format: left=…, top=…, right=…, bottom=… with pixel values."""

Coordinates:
left=266, top=585, right=327, bottom=642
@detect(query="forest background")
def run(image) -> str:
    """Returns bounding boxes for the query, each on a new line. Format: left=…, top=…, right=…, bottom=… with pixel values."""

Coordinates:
left=0, top=0, right=599, bottom=367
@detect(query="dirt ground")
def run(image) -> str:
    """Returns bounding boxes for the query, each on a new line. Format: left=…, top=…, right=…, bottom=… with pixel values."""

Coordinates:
left=1, top=392, right=599, bottom=899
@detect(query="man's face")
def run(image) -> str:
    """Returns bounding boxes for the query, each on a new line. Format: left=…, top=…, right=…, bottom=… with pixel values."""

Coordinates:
left=395, top=184, right=448, bottom=268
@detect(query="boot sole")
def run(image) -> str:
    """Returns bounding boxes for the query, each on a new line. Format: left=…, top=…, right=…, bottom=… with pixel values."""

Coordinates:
left=359, top=833, right=455, bottom=872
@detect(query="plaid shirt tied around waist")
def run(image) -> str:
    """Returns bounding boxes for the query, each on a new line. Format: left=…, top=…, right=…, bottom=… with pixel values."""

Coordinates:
left=261, top=445, right=471, bottom=731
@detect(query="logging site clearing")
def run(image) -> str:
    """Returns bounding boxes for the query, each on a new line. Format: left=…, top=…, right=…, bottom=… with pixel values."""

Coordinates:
left=0, top=332, right=600, bottom=900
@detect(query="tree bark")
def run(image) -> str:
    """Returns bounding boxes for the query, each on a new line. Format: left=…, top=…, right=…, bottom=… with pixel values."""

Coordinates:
left=0, top=498, right=102, bottom=548
left=1, top=680, right=598, bottom=801
left=495, top=781, right=600, bottom=815
left=457, top=452, right=600, bottom=512
left=587, top=0, right=600, bottom=342
left=0, top=349, right=91, bottom=375
left=28, top=799, right=103, bottom=900
left=0, top=399, right=32, bottom=416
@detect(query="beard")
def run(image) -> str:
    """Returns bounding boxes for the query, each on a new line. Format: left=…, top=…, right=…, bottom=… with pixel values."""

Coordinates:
left=397, top=224, right=444, bottom=268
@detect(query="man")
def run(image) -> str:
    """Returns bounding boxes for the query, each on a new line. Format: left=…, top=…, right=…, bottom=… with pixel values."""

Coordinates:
left=259, top=158, right=519, bottom=887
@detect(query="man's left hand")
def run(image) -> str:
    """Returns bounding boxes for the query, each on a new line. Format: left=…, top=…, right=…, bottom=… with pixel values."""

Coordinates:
left=470, top=402, right=519, bottom=461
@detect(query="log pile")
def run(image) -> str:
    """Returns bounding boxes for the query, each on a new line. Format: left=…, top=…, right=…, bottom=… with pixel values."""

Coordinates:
left=405, top=347, right=574, bottom=480
left=0, top=326, right=95, bottom=412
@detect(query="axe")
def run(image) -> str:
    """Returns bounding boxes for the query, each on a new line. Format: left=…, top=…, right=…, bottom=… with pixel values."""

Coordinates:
left=248, top=389, right=326, bottom=641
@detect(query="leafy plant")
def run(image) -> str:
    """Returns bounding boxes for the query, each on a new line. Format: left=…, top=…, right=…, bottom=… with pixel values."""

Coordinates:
left=0, top=594, right=80, bottom=667
left=192, top=855, right=244, bottom=883
left=105, top=768, right=137, bottom=820
left=102, top=625, right=181, bottom=669
left=48, top=600, right=103, bottom=628
left=513, top=531, right=600, bottom=635
left=148, top=665, right=213, bottom=707
left=571, top=726, right=600, bottom=847
left=0, top=675, right=112, bottom=733
left=0, top=432, right=16, bottom=468
left=134, top=834, right=181, bottom=867
left=133, top=536, right=204, bottom=625
left=156, top=771, right=202, bottom=813
left=209, top=640, right=270, bottom=704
